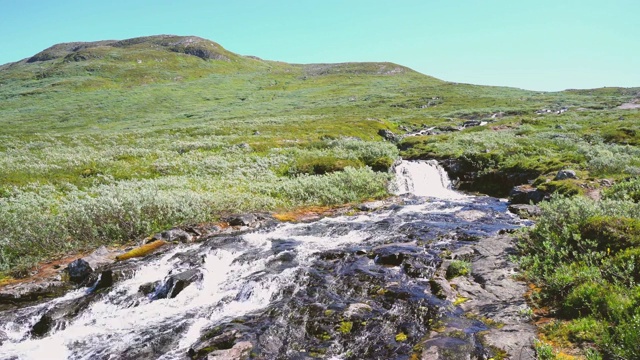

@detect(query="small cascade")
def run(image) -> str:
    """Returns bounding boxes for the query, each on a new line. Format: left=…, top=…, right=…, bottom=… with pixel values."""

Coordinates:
left=393, top=160, right=466, bottom=199
left=0, top=161, right=527, bottom=360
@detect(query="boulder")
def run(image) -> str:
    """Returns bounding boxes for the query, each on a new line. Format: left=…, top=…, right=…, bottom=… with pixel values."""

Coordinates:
left=357, top=201, right=385, bottom=212
left=153, top=269, right=202, bottom=299
left=82, top=246, right=113, bottom=270
left=227, top=214, right=257, bottom=227
left=152, top=228, right=193, bottom=243
left=378, top=129, right=400, bottom=142
left=30, top=314, right=53, bottom=338
left=66, top=259, right=93, bottom=285
left=555, top=169, right=577, bottom=180
left=508, top=204, right=542, bottom=218
left=509, top=185, right=547, bottom=204
left=207, top=341, right=253, bottom=360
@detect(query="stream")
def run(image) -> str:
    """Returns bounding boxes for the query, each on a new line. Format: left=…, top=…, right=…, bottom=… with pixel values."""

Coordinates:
left=0, top=160, right=528, bottom=360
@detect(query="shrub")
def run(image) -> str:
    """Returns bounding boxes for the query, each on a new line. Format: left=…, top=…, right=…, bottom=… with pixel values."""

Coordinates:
left=446, top=260, right=471, bottom=280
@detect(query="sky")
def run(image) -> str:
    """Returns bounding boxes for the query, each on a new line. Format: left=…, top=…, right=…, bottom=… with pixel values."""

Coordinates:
left=1, top=0, right=638, bottom=91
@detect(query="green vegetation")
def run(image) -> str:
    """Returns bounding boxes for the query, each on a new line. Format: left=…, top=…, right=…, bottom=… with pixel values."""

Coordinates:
left=517, top=180, right=640, bottom=359
left=446, top=260, right=471, bottom=280
left=1, top=34, right=640, bottom=356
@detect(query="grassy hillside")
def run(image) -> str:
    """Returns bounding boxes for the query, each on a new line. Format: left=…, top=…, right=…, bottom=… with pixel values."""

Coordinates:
left=1, top=34, right=640, bottom=358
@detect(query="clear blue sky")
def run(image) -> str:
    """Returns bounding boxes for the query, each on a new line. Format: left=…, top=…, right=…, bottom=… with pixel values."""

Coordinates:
left=1, top=0, right=638, bottom=91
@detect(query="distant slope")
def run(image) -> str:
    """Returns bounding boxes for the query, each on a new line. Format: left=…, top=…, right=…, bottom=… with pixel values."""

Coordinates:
left=0, top=34, right=636, bottom=136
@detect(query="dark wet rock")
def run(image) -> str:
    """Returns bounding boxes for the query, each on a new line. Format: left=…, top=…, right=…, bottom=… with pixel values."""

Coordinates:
left=508, top=204, right=542, bottom=218
left=154, top=269, right=203, bottom=299
left=509, top=185, right=548, bottom=204
left=555, top=169, right=577, bottom=180
left=139, top=281, right=160, bottom=296
left=0, top=329, right=7, bottom=346
left=66, top=258, right=93, bottom=284
left=357, top=200, right=385, bottom=211
left=370, top=243, right=423, bottom=267
left=226, top=214, right=257, bottom=227
left=93, top=270, right=113, bottom=291
left=152, top=228, right=193, bottom=243
left=378, top=129, right=400, bottom=142
left=169, top=249, right=207, bottom=267
left=30, top=314, right=54, bottom=337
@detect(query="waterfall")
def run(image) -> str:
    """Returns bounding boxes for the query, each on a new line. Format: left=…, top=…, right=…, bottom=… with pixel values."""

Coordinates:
left=0, top=161, right=525, bottom=360
left=392, top=160, right=466, bottom=199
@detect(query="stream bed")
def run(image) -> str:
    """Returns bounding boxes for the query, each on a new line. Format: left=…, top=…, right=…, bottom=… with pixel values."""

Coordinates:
left=0, top=160, right=530, bottom=360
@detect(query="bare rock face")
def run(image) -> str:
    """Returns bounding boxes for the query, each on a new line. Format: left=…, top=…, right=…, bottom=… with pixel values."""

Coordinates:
left=207, top=341, right=253, bottom=360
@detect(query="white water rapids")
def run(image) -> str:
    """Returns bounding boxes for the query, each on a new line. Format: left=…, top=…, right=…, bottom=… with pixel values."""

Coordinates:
left=0, top=160, right=519, bottom=360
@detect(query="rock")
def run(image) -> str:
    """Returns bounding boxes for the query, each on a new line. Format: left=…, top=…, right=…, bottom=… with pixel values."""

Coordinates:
left=357, top=201, right=385, bottom=212
left=344, top=303, right=373, bottom=318
left=508, top=204, right=541, bottom=218
left=30, top=314, right=53, bottom=337
left=154, top=269, right=202, bottom=299
left=0, top=329, right=7, bottom=346
left=455, top=210, right=486, bottom=222
left=555, top=169, right=577, bottom=180
left=207, top=341, right=253, bottom=360
left=371, top=244, right=419, bottom=266
left=227, top=214, right=257, bottom=227
left=82, top=246, right=113, bottom=270
left=462, top=120, right=483, bottom=128
left=152, top=228, right=193, bottom=243
left=509, top=185, right=547, bottom=204
left=93, top=270, right=113, bottom=291
left=0, top=280, right=70, bottom=310
left=139, top=281, right=161, bottom=296
left=378, top=129, right=400, bottom=142
left=66, top=259, right=93, bottom=285
left=449, top=246, right=475, bottom=262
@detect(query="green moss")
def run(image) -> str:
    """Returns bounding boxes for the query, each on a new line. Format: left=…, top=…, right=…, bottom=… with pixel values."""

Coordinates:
left=338, top=321, right=353, bottom=334
left=446, top=260, right=471, bottom=280
left=395, top=332, right=408, bottom=342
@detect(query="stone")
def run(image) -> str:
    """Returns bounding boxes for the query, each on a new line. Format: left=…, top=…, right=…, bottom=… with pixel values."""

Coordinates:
left=152, top=228, right=193, bottom=243
left=153, top=269, right=202, bottom=299
left=207, top=341, right=253, bottom=360
left=66, top=259, right=93, bottom=285
left=82, top=245, right=113, bottom=270
left=227, top=214, right=257, bottom=227
left=344, top=303, right=373, bottom=318
left=30, top=314, right=54, bottom=337
left=357, top=200, right=385, bottom=211
left=0, top=329, right=7, bottom=346
left=509, top=185, right=547, bottom=204
left=508, top=204, right=541, bottom=218
left=378, top=129, right=400, bottom=142
left=555, top=169, right=577, bottom=180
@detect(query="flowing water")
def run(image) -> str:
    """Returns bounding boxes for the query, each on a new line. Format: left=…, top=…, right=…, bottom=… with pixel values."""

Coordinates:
left=0, top=160, right=525, bottom=360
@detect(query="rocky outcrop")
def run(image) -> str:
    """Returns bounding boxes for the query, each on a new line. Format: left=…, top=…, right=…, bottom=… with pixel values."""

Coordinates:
left=444, top=235, right=536, bottom=360
left=153, top=269, right=202, bottom=299
left=509, top=185, right=548, bottom=204
left=554, top=169, right=577, bottom=180
left=378, top=129, right=401, bottom=142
